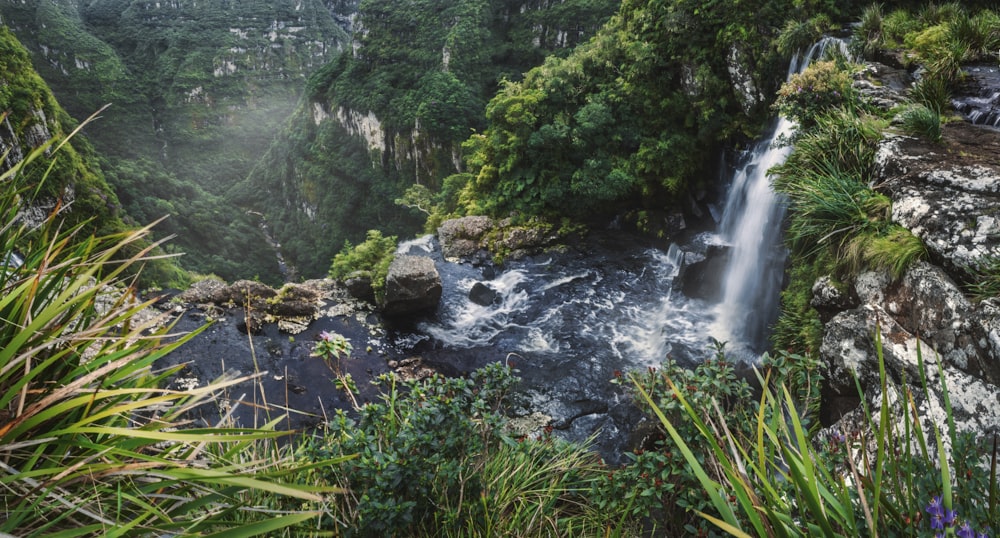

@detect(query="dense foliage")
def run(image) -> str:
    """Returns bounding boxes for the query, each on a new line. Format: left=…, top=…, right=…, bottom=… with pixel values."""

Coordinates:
left=0, top=26, right=187, bottom=286
left=0, top=134, right=343, bottom=536
left=0, top=0, right=349, bottom=283
left=458, top=0, right=813, bottom=221
left=298, top=362, right=621, bottom=536
left=236, top=0, right=619, bottom=278
left=329, top=229, right=398, bottom=301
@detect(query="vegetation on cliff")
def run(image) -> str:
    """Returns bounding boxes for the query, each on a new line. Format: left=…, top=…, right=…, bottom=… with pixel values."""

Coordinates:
left=4, top=1, right=1000, bottom=536
left=0, top=0, right=349, bottom=283
left=0, top=26, right=186, bottom=286
left=235, top=0, right=620, bottom=278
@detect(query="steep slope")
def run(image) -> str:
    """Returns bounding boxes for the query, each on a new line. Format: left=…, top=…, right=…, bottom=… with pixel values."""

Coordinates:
left=235, top=0, right=620, bottom=278
left=1, top=0, right=351, bottom=282
left=0, top=25, right=185, bottom=285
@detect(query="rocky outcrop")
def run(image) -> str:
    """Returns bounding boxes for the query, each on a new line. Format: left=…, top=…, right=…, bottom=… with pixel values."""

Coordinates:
left=875, top=123, right=1000, bottom=280
left=176, top=278, right=332, bottom=334
left=438, top=216, right=496, bottom=260
left=437, top=216, right=565, bottom=263
left=815, top=64, right=1000, bottom=450
left=820, top=301, right=1000, bottom=455
left=380, top=255, right=442, bottom=317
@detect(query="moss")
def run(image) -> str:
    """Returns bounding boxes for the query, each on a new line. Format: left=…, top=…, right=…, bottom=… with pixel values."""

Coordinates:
left=772, top=253, right=830, bottom=356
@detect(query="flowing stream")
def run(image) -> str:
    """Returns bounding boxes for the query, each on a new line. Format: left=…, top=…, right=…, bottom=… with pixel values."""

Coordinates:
left=388, top=39, right=846, bottom=459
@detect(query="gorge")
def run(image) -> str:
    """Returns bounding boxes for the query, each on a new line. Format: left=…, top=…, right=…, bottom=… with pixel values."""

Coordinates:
left=3, top=0, right=1000, bottom=535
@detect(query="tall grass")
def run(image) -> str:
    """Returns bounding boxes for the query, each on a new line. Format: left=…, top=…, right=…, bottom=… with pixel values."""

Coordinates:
left=632, top=333, right=997, bottom=536
left=0, top=135, right=343, bottom=535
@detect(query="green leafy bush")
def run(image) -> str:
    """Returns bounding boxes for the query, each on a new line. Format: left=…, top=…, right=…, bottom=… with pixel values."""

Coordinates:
left=593, top=344, right=755, bottom=534
left=303, top=363, right=614, bottom=536
left=329, top=229, right=398, bottom=300
left=775, top=61, right=856, bottom=127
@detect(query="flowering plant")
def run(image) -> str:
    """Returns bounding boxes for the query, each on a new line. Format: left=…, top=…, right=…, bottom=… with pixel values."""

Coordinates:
left=312, top=330, right=357, bottom=406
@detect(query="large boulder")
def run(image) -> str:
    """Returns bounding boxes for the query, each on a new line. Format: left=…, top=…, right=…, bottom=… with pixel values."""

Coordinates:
left=380, top=255, right=442, bottom=317
left=820, top=303, right=1000, bottom=456
left=437, top=216, right=564, bottom=262
left=875, top=123, right=1000, bottom=280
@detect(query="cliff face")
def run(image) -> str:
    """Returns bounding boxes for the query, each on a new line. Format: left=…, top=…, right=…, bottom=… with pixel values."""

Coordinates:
left=815, top=63, right=1000, bottom=452
left=0, top=0, right=353, bottom=282
left=0, top=25, right=122, bottom=235
left=236, top=0, right=620, bottom=278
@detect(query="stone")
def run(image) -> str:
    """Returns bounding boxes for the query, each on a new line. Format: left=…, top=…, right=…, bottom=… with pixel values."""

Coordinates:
left=437, top=216, right=495, bottom=260
left=468, top=282, right=499, bottom=306
left=810, top=275, right=855, bottom=320
left=380, top=255, right=442, bottom=317
left=343, top=272, right=375, bottom=302
left=820, top=303, right=1000, bottom=459
left=875, top=124, right=1000, bottom=280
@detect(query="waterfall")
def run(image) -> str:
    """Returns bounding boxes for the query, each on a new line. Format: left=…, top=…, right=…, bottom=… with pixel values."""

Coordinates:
left=711, top=38, right=848, bottom=355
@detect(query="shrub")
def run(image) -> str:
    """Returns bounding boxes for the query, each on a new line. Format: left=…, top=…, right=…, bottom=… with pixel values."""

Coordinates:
left=882, top=9, right=922, bottom=48
left=775, top=61, right=856, bottom=127
left=303, top=363, right=615, bottom=537
left=329, top=229, right=397, bottom=300
left=592, top=344, right=755, bottom=534
left=851, top=3, right=884, bottom=60
left=776, top=15, right=836, bottom=57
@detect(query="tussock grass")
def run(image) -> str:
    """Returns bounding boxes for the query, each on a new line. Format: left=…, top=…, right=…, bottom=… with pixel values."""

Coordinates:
left=0, top=130, right=343, bottom=536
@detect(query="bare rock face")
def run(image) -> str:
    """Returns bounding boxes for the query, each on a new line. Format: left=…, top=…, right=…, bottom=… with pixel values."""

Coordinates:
left=820, top=302, right=1000, bottom=457
left=815, top=66, right=1000, bottom=450
left=380, top=255, right=442, bottom=317
left=876, top=123, right=1000, bottom=280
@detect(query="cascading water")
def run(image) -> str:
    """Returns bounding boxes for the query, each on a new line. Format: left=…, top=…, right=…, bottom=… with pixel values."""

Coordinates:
left=711, top=37, right=849, bottom=355
left=389, top=38, right=850, bottom=460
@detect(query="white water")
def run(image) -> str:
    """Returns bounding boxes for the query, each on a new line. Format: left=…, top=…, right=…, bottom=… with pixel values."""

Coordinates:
left=710, top=38, right=849, bottom=353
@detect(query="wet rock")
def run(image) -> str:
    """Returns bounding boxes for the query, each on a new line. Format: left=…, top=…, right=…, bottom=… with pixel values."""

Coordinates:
left=380, top=255, right=442, bottom=317
left=468, top=282, right=499, bottom=306
left=386, top=356, right=436, bottom=382
left=237, top=312, right=264, bottom=335
left=344, top=271, right=375, bottom=302
left=681, top=244, right=729, bottom=301
left=853, top=62, right=912, bottom=111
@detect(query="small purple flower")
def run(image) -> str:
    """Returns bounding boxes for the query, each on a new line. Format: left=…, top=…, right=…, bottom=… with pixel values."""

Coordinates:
left=319, top=330, right=334, bottom=342
left=944, top=508, right=957, bottom=527
left=977, top=531, right=990, bottom=538
left=927, top=496, right=944, bottom=530
left=957, top=522, right=975, bottom=538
